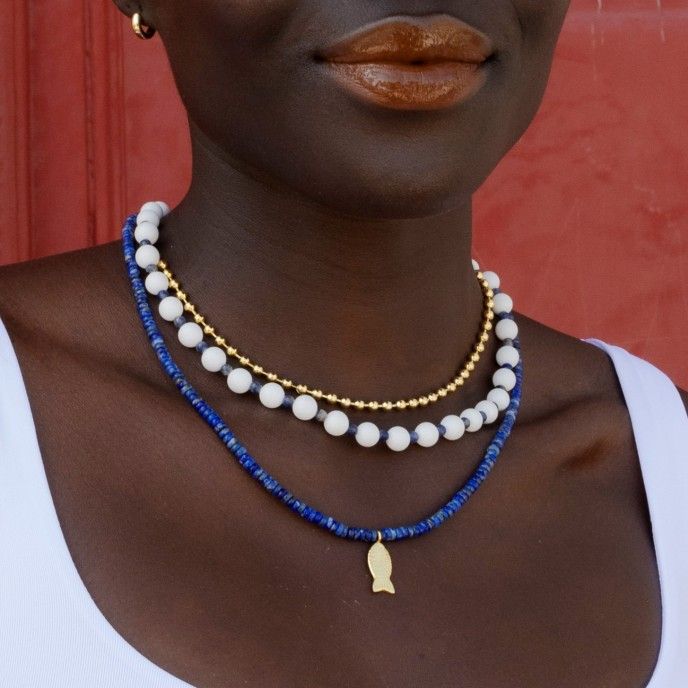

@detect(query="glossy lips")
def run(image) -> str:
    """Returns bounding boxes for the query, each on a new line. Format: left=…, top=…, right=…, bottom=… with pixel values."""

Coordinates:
left=317, top=14, right=494, bottom=111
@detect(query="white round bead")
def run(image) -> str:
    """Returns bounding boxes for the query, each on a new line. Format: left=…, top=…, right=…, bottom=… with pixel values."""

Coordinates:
left=482, top=270, right=501, bottom=290
left=475, top=399, right=499, bottom=424
left=158, top=296, right=184, bottom=321
left=324, top=410, right=349, bottom=436
left=493, top=292, right=513, bottom=315
left=178, top=322, right=204, bottom=348
left=134, top=221, right=160, bottom=244
left=487, top=387, right=511, bottom=411
left=201, top=346, right=227, bottom=372
left=496, top=344, right=520, bottom=368
left=386, top=426, right=411, bottom=452
left=259, top=382, right=285, bottom=409
left=136, top=209, right=161, bottom=227
left=154, top=200, right=171, bottom=216
left=471, top=259, right=480, bottom=271
left=227, top=368, right=252, bottom=394
left=493, top=367, right=517, bottom=392
left=292, top=394, right=318, bottom=421
left=440, top=415, right=465, bottom=441
left=356, top=422, right=381, bottom=448
left=139, top=201, right=164, bottom=218
left=460, top=408, right=484, bottom=432
left=495, top=319, right=518, bottom=341
left=135, top=244, right=160, bottom=269
left=144, top=270, right=168, bottom=295
left=415, top=421, right=440, bottom=448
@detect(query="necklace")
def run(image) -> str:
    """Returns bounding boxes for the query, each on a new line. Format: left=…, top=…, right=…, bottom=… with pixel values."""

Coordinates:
left=123, top=205, right=523, bottom=593
left=133, top=205, right=520, bottom=452
left=154, top=258, right=496, bottom=410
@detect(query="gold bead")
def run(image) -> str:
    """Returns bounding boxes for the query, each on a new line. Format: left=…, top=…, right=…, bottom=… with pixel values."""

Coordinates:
left=239, top=356, right=249, bottom=365
left=158, top=259, right=167, bottom=269
left=326, top=394, right=337, bottom=404
left=342, top=398, right=352, bottom=408
left=466, top=361, right=475, bottom=372
left=486, top=298, right=494, bottom=309
left=169, top=280, right=178, bottom=289
left=428, top=393, right=438, bottom=403
left=313, top=390, right=323, bottom=399
left=476, top=342, right=485, bottom=353
left=461, top=370, right=470, bottom=379
left=438, top=388, right=447, bottom=398
left=370, top=401, right=379, bottom=411
left=471, top=352, right=480, bottom=363
left=254, top=365, right=263, bottom=375
left=419, top=397, right=429, bottom=406
left=296, top=384, right=307, bottom=394
left=382, top=401, right=393, bottom=411
left=447, top=382, right=457, bottom=392
left=354, top=400, right=365, bottom=410
left=194, top=314, right=203, bottom=324
left=481, top=332, right=490, bottom=342
left=398, top=400, right=408, bottom=410
left=485, top=321, right=493, bottom=331
left=409, top=399, right=419, bottom=408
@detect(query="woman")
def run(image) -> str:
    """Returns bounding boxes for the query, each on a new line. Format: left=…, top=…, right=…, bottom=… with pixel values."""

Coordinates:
left=0, top=1, right=686, bottom=686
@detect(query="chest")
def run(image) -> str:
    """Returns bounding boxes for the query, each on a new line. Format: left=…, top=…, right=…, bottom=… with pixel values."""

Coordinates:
left=14, top=336, right=662, bottom=688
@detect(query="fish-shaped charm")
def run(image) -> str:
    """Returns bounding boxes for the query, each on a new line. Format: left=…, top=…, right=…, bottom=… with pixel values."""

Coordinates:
left=367, top=531, right=395, bottom=594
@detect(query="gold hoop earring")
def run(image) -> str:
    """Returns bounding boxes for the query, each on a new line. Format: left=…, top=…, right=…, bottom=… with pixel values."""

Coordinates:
left=132, top=12, right=156, bottom=40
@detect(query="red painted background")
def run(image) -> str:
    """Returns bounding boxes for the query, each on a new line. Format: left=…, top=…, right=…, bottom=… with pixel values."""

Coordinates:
left=1, top=1, right=686, bottom=387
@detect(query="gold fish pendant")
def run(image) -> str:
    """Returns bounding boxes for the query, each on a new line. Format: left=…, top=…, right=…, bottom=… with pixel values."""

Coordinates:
left=367, top=531, right=395, bottom=594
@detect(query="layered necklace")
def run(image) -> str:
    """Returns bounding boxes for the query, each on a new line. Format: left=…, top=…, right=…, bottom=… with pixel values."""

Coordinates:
left=124, top=201, right=523, bottom=594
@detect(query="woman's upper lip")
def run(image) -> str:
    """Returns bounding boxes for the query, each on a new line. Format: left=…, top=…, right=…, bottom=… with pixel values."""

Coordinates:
left=316, top=14, right=494, bottom=65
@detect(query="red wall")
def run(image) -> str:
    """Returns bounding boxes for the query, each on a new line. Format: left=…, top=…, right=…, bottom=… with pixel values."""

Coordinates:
left=2, top=1, right=687, bottom=387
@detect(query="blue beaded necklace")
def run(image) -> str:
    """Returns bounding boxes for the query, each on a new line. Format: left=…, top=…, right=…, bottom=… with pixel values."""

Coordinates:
left=122, top=212, right=523, bottom=594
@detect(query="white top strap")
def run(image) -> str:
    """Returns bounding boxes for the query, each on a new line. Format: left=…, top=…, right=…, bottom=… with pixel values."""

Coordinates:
left=585, top=338, right=688, bottom=686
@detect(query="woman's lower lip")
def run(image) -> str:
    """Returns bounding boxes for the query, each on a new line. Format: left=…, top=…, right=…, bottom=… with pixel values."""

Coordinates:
left=321, top=61, right=487, bottom=111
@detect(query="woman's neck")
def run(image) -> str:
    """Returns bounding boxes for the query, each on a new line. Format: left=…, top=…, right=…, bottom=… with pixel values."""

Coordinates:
left=158, top=129, right=486, bottom=400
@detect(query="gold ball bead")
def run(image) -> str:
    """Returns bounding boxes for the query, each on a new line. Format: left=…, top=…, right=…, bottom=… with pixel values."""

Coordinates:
left=398, top=400, right=408, bottom=410
left=383, top=401, right=393, bottom=411
left=354, top=400, right=365, bottom=410
left=239, top=356, right=249, bottom=365
left=409, top=399, right=419, bottom=408
left=481, top=332, right=490, bottom=342
left=370, top=401, right=379, bottom=411
left=461, top=370, right=470, bottom=379
left=313, top=390, right=323, bottom=399
left=296, top=385, right=307, bottom=394
left=217, top=337, right=226, bottom=346
left=326, top=394, right=336, bottom=404
left=486, top=299, right=495, bottom=309
left=428, top=393, right=438, bottom=403
left=476, top=342, right=485, bottom=353
left=342, top=398, right=351, bottom=408
left=486, top=311, right=495, bottom=321
left=253, top=365, right=263, bottom=375
left=447, top=383, right=457, bottom=392
left=438, top=388, right=447, bottom=397
left=267, top=373, right=277, bottom=381
left=485, top=321, right=493, bottom=331
left=471, top=352, right=480, bottom=363
left=419, top=397, right=429, bottom=406
left=466, top=361, right=475, bottom=372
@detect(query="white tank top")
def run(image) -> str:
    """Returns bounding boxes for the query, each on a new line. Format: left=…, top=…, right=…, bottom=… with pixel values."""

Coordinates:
left=1, top=314, right=686, bottom=687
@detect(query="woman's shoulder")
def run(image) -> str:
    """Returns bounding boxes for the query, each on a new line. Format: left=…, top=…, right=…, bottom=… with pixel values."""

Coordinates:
left=0, top=239, right=157, bottom=386
left=514, top=312, right=688, bottom=421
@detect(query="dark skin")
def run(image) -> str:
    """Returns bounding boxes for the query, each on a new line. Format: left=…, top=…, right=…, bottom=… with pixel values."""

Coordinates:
left=1, top=1, right=686, bottom=686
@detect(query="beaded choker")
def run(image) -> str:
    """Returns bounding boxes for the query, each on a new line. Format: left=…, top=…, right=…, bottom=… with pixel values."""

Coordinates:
left=123, top=202, right=523, bottom=594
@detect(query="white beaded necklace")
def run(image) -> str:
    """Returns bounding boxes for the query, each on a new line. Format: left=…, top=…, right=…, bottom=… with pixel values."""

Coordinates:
left=133, top=201, right=521, bottom=452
